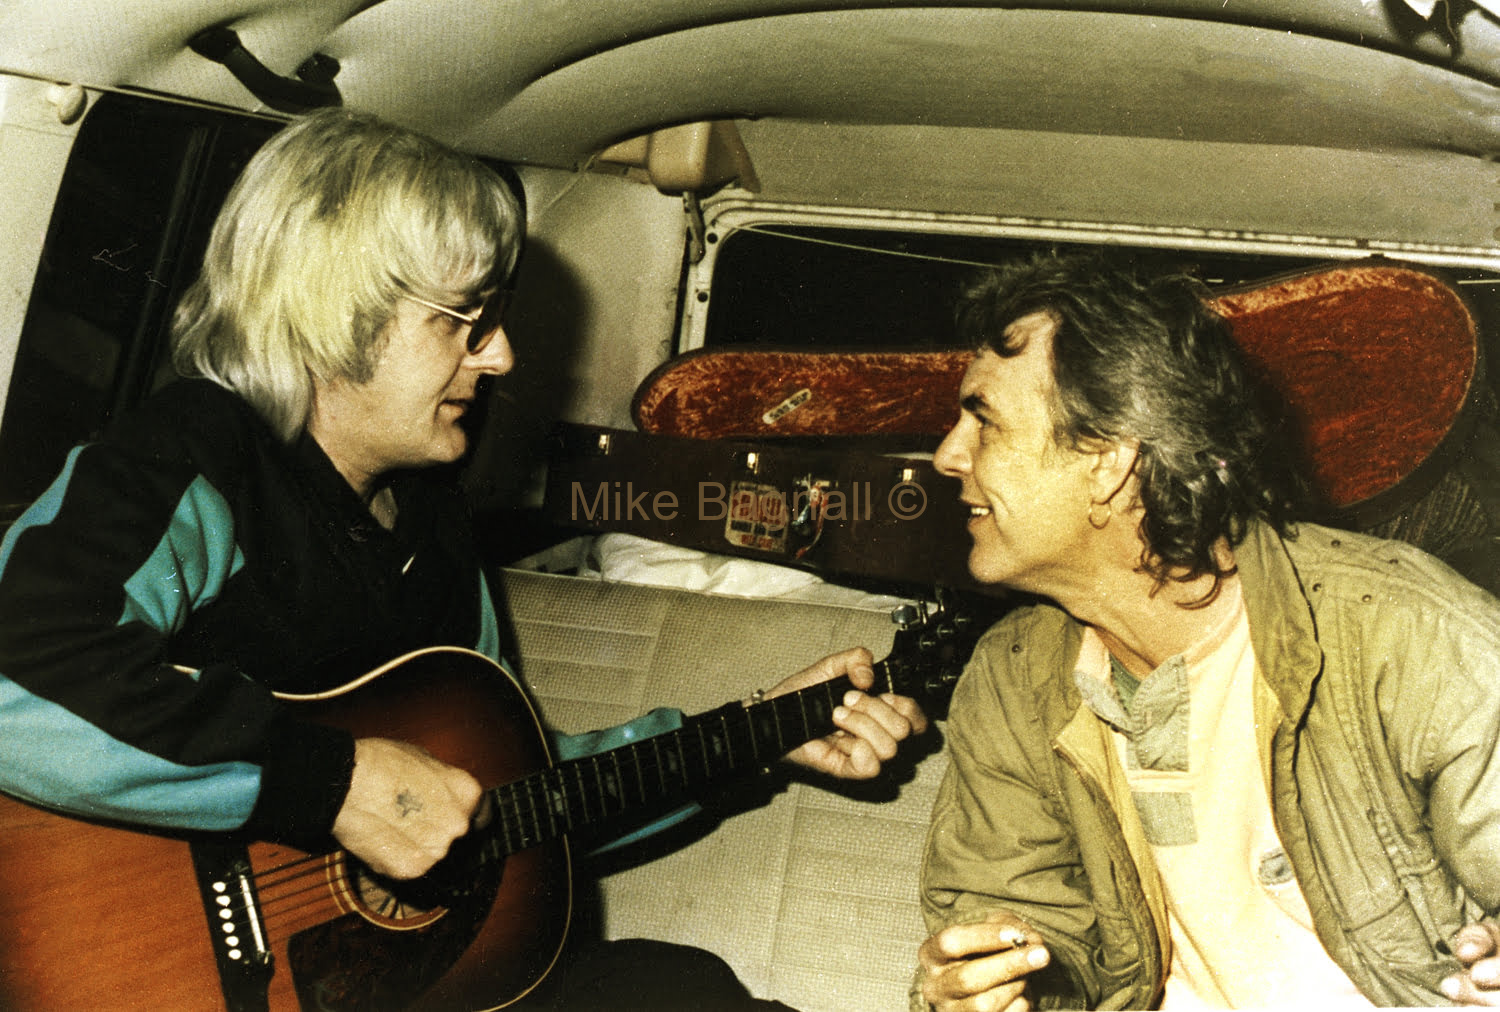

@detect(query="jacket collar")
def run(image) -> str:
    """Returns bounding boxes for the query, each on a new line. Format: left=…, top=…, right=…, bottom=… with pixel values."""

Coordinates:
left=1041, top=517, right=1323, bottom=737
left=1233, top=519, right=1325, bottom=722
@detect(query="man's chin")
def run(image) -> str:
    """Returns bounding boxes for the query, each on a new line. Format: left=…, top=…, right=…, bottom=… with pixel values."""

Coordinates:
left=413, top=433, right=468, bottom=470
left=964, top=547, right=1010, bottom=588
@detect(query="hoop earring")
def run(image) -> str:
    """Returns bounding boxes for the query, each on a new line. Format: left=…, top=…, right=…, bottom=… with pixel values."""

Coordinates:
left=1087, top=500, right=1112, bottom=530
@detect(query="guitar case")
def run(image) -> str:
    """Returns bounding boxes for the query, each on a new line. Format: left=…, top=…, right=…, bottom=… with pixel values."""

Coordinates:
left=540, top=422, right=979, bottom=590
left=555, top=260, right=1500, bottom=591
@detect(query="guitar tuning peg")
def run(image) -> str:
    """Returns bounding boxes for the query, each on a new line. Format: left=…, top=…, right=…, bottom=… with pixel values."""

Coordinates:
left=890, top=603, right=920, bottom=629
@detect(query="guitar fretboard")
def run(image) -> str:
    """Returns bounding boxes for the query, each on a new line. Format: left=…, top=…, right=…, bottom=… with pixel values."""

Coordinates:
left=485, top=670, right=871, bottom=858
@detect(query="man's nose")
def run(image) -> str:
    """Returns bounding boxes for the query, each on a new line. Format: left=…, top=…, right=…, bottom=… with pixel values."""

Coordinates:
left=469, top=325, right=514, bottom=375
left=933, top=420, right=970, bottom=477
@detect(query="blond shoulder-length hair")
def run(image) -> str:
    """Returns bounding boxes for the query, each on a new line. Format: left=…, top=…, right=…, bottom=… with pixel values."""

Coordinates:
left=171, top=108, right=523, bottom=441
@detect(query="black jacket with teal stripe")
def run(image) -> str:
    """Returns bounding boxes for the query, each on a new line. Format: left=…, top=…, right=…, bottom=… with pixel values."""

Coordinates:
left=0, top=380, right=499, bottom=851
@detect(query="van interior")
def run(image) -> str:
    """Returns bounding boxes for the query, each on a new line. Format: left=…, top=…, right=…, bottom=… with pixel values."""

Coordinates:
left=1, top=2, right=1499, bottom=1009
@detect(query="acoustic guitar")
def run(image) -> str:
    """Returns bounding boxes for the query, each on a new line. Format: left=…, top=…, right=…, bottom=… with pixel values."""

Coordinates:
left=0, top=597, right=985, bottom=1011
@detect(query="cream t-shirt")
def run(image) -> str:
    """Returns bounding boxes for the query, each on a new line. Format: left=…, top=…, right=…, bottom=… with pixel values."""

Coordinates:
left=1075, top=581, right=1370, bottom=1009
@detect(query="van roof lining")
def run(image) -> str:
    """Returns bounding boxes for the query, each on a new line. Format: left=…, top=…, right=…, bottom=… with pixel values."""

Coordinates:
left=3, top=1, right=1499, bottom=168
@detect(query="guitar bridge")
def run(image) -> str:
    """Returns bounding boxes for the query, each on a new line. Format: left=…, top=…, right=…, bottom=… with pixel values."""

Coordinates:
left=190, top=840, right=274, bottom=1012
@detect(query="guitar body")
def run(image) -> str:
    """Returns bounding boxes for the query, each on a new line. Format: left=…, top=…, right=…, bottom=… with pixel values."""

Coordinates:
left=0, top=648, right=571, bottom=1011
left=0, top=601, right=981, bottom=1009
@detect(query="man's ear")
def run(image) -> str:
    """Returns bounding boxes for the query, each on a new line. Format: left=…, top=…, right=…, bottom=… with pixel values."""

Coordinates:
left=1089, top=438, right=1140, bottom=506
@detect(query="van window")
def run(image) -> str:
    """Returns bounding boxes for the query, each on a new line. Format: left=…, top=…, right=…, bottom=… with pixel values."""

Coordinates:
left=701, top=224, right=1355, bottom=349
left=0, top=94, right=276, bottom=526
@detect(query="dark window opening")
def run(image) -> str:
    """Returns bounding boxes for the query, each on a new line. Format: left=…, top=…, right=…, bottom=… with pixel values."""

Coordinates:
left=699, top=224, right=1500, bottom=411
left=0, top=93, right=278, bottom=525
left=703, top=225, right=1356, bottom=349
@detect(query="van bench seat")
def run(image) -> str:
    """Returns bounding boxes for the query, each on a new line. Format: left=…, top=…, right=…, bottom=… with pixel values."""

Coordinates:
left=497, top=568, right=945, bottom=1011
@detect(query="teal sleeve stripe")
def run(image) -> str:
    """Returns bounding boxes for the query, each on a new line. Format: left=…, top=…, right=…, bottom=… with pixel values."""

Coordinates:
left=476, top=570, right=502, bottom=661
left=0, top=446, right=84, bottom=576
left=119, top=474, right=246, bottom=635
left=555, top=713, right=699, bottom=857
left=552, top=706, right=686, bottom=762
left=0, top=673, right=259, bottom=831
left=550, top=707, right=699, bottom=854
left=587, top=803, right=700, bottom=855
left=485, top=675, right=699, bottom=853
left=497, top=655, right=523, bottom=689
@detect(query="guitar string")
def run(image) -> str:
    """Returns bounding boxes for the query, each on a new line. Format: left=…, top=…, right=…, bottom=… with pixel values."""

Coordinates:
left=205, top=640, right=949, bottom=941
left=233, top=709, right=798, bottom=927
left=212, top=680, right=854, bottom=933
left=492, top=688, right=841, bottom=847
left=245, top=693, right=835, bottom=913
left=236, top=852, right=426, bottom=937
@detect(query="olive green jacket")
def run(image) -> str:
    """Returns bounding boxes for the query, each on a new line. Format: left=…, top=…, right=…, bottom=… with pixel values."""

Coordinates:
left=917, top=520, right=1500, bottom=1009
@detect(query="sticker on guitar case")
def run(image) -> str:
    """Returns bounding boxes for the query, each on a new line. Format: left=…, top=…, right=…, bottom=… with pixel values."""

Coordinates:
left=761, top=387, right=812, bottom=425
left=725, top=480, right=788, bottom=553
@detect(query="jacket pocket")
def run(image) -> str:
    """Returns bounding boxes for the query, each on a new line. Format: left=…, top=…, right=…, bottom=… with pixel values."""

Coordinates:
left=1364, top=804, right=1469, bottom=955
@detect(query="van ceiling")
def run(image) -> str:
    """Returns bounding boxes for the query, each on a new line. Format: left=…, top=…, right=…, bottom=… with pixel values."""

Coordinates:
left=3, top=1, right=1500, bottom=249
left=2, top=0, right=1499, bottom=164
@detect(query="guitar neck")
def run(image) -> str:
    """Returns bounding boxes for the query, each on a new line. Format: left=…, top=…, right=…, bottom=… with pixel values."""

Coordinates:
left=485, top=667, right=883, bottom=857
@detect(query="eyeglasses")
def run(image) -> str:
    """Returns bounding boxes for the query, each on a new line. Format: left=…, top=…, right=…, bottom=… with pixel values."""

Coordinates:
left=405, top=290, right=507, bottom=355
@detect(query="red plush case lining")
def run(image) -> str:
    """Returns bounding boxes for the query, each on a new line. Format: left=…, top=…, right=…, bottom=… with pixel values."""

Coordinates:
left=1217, top=262, right=1478, bottom=512
left=632, top=261, right=1479, bottom=512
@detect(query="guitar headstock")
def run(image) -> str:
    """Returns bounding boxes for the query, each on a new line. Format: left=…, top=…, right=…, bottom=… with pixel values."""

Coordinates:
left=878, top=589, right=1006, bottom=720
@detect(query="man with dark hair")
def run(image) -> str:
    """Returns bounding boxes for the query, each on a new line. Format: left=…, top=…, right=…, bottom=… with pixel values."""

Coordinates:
left=912, top=251, right=1500, bottom=1009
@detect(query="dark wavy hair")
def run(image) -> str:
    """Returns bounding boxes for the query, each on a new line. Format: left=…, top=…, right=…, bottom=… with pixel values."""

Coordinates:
left=957, top=250, right=1304, bottom=593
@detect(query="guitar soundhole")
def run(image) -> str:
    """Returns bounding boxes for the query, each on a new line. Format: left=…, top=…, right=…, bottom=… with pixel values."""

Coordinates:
left=287, top=853, right=504, bottom=1011
left=348, top=862, right=446, bottom=928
